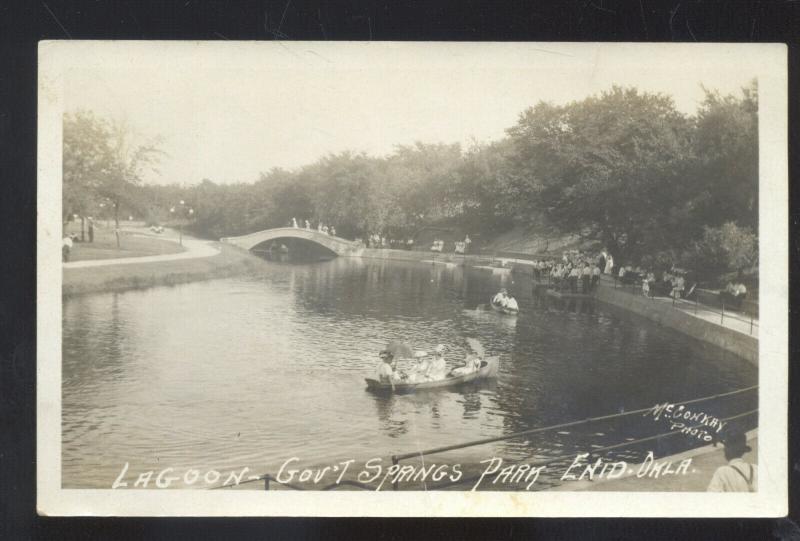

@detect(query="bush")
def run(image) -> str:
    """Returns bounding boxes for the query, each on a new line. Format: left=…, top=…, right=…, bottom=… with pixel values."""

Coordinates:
left=682, top=222, right=757, bottom=281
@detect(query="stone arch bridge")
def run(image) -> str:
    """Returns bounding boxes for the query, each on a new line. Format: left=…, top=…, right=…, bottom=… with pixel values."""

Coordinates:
left=221, top=227, right=363, bottom=256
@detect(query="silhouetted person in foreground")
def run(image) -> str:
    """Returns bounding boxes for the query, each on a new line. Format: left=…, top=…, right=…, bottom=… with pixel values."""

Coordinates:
left=707, top=430, right=757, bottom=492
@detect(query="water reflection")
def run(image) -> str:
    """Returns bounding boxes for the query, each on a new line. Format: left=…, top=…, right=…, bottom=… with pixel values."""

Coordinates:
left=62, top=257, right=757, bottom=488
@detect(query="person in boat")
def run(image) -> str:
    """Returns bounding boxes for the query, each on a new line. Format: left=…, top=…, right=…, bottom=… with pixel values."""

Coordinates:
left=428, top=344, right=449, bottom=381
left=450, top=351, right=482, bottom=377
left=406, top=353, right=432, bottom=383
left=504, top=295, right=519, bottom=312
left=376, top=350, right=399, bottom=390
left=492, top=289, right=509, bottom=307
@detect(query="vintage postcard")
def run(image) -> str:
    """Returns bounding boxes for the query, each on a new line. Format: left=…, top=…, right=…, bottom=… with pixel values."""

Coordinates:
left=38, top=41, right=787, bottom=516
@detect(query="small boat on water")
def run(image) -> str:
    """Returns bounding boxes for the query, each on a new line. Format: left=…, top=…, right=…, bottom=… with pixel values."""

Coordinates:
left=490, top=300, right=519, bottom=315
left=365, top=355, right=500, bottom=393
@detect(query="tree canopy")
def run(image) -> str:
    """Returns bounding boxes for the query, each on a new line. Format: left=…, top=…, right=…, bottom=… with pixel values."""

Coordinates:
left=63, top=110, right=164, bottom=227
left=64, top=81, right=758, bottom=280
left=505, top=86, right=696, bottom=259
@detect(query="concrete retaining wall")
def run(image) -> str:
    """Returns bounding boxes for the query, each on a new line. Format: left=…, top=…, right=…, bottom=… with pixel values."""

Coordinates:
left=352, top=248, right=486, bottom=264
left=251, top=245, right=758, bottom=364
left=594, top=282, right=758, bottom=365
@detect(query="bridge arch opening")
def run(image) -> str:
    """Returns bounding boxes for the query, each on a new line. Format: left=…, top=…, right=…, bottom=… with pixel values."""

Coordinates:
left=251, top=237, right=338, bottom=261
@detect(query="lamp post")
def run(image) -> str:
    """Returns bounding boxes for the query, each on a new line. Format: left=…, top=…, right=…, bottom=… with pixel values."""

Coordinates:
left=99, top=198, right=121, bottom=247
left=72, top=213, right=84, bottom=242
left=169, top=200, right=194, bottom=246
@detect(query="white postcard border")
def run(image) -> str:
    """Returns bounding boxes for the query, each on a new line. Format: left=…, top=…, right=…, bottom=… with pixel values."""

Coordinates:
left=37, top=41, right=788, bottom=517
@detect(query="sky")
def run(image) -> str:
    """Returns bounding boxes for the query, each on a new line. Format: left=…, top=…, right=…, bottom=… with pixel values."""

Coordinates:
left=60, top=42, right=761, bottom=186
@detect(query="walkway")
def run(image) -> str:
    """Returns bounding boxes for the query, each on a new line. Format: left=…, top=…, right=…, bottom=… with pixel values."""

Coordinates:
left=63, top=235, right=220, bottom=269
left=652, top=295, right=757, bottom=337
left=603, top=276, right=759, bottom=338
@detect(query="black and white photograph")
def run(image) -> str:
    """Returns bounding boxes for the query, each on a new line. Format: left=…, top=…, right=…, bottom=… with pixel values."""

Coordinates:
left=37, top=41, right=787, bottom=516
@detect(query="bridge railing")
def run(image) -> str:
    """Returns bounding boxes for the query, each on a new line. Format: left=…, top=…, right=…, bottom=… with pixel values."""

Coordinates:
left=220, top=227, right=360, bottom=251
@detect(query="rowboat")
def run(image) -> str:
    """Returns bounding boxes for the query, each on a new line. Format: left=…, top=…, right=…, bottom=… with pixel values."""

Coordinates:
left=365, top=355, right=500, bottom=393
left=490, top=300, right=519, bottom=315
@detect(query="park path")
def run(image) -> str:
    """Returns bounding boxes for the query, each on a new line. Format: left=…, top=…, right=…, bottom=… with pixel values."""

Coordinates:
left=63, top=236, right=220, bottom=269
left=654, top=295, right=758, bottom=338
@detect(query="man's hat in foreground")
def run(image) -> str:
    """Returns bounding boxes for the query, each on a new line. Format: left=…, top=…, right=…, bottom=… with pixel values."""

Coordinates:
left=722, top=430, right=752, bottom=455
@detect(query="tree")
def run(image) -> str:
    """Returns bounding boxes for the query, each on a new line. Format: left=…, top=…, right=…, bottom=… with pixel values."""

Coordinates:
left=305, top=152, right=386, bottom=238
left=506, top=86, right=694, bottom=261
left=683, top=222, right=758, bottom=281
left=253, top=168, right=313, bottom=231
left=63, top=110, right=164, bottom=245
left=62, top=111, right=115, bottom=225
left=454, top=139, right=517, bottom=234
left=688, top=80, right=758, bottom=232
left=384, top=142, right=463, bottom=232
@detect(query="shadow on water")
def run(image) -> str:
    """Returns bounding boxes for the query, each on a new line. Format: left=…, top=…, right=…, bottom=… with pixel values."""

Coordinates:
left=368, top=378, right=499, bottom=439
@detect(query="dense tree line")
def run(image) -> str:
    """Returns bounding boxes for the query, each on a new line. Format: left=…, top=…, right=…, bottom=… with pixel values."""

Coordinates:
left=63, top=82, right=758, bottom=278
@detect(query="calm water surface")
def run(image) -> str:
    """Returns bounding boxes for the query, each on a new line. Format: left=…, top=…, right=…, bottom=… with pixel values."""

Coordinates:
left=62, top=257, right=757, bottom=489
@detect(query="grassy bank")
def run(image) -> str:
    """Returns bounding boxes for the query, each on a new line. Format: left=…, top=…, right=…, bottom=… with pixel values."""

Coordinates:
left=63, top=243, right=266, bottom=297
left=65, top=222, right=185, bottom=262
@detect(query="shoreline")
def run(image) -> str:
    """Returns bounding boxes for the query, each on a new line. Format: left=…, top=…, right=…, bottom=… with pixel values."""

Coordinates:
left=62, top=243, right=760, bottom=493
left=62, top=242, right=266, bottom=297
left=357, top=247, right=758, bottom=363
left=62, top=244, right=759, bottom=365
left=593, top=277, right=758, bottom=365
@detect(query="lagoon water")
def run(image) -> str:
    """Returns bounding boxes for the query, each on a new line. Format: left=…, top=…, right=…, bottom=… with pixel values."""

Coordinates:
left=62, top=257, right=757, bottom=489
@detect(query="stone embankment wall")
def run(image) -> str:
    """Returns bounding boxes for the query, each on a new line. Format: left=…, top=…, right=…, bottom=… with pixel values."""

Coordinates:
left=593, top=281, right=758, bottom=365
left=354, top=249, right=758, bottom=365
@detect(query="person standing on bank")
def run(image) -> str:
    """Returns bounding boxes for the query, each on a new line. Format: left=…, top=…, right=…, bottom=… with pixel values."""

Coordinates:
left=591, top=263, right=601, bottom=291
left=88, top=217, right=94, bottom=243
left=604, top=253, right=614, bottom=275
left=707, top=430, right=757, bottom=492
left=581, top=263, right=591, bottom=293
left=62, top=236, right=73, bottom=262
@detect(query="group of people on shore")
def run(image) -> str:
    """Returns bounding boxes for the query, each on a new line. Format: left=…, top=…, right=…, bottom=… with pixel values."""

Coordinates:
left=720, top=281, right=748, bottom=308
left=62, top=217, right=98, bottom=262
left=287, top=220, right=477, bottom=254
left=375, top=342, right=483, bottom=389
left=359, top=233, right=472, bottom=252
left=527, top=249, right=704, bottom=301
left=531, top=251, right=605, bottom=294
left=430, top=235, right=471, bottom=254
left=632, top=268, right=691, bottom=300
left=291, top=217, right=336, bottom=237
left=366, top=235, right=415, bottom=249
